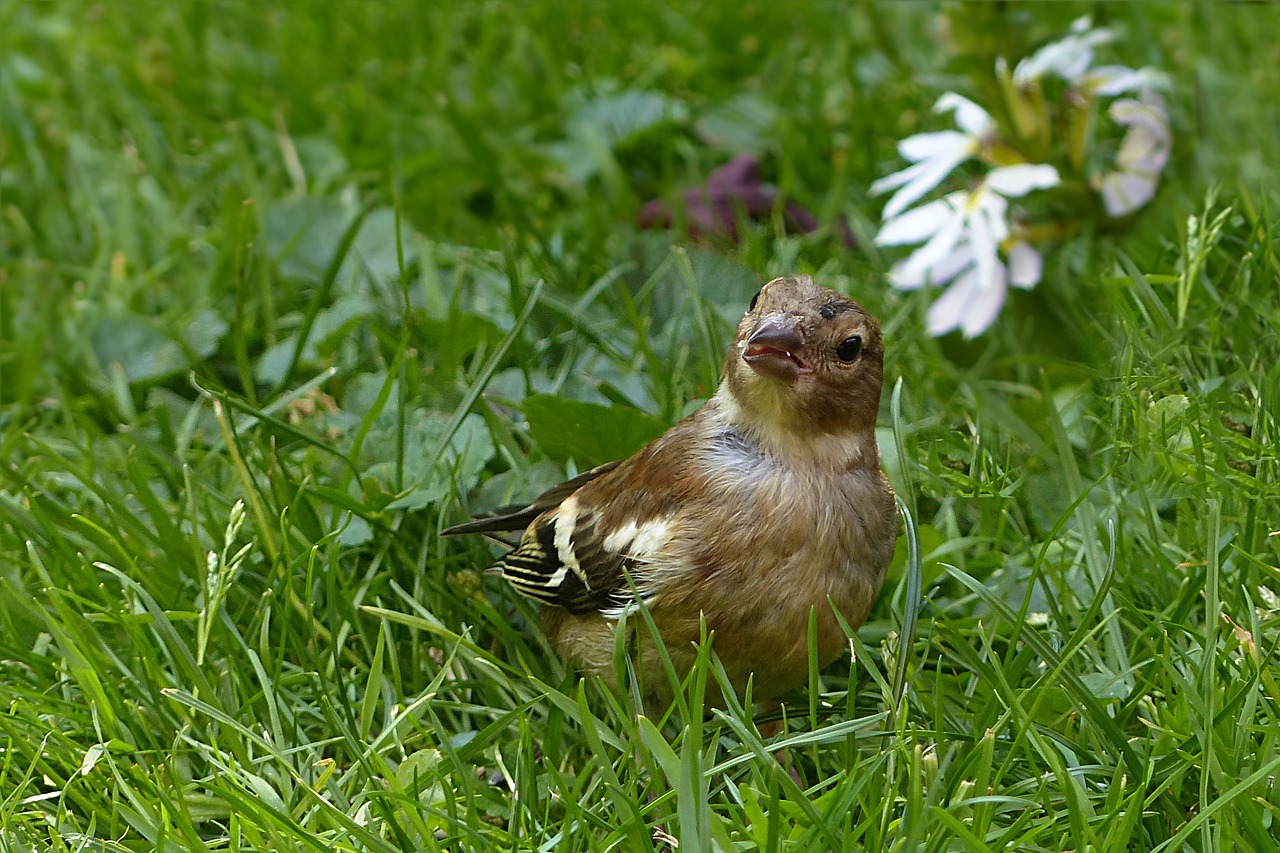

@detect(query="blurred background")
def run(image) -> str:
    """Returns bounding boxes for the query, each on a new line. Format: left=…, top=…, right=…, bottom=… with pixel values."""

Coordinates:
left=2, top=2, right=1279, bottom=848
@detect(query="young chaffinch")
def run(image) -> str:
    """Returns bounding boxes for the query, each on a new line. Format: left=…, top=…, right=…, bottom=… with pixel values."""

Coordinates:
left=445, top=275, right=897, bottom=706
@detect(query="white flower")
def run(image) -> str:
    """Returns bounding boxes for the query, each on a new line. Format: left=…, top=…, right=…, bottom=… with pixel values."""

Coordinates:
left=1095, top=91, right=1171, bottom=217
left=870, top=93, right=995, bottom=221
left=1014, top=16, right=1115, bottom=85
left=925, top=236, right=1044, bottom=338
left=1014, top=17, right=1168, bottom=96
left=1006, top=239, right=1044, bottom=288
left=1086, top=65, right=1170, bottom=97
left=877, top=164, right=1059, bottom=337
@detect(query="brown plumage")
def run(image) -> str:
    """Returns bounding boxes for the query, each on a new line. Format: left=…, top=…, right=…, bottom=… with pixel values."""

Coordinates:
left=444, top=275, right=897, bottom=706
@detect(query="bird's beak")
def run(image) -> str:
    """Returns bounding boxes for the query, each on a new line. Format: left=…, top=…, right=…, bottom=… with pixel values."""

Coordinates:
left=742, top=315, right=811, bottom=383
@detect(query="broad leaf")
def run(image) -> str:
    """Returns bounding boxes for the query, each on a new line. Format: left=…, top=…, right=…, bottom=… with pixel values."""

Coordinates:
left=522, top=394, right=666, bottom=469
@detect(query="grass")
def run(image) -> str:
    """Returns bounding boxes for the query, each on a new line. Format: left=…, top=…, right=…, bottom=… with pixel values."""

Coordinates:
left=2, top=1, right=1280, bottom=849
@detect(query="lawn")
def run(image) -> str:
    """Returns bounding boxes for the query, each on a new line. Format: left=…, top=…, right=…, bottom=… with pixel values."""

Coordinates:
left=2, top=2, right=1279, bottom=849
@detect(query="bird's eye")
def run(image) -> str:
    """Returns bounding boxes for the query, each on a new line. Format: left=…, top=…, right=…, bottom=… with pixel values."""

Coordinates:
left=836, top=335, right=862, bottom=363
left=749, top=288, right=762, bottom=311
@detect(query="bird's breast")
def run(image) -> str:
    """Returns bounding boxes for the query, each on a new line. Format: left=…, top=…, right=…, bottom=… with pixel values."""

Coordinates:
left=651, top=437, right=895, bottom=642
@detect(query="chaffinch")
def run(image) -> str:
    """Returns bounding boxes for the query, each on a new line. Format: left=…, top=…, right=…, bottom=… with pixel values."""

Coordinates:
left=445, top=275, right=897, bottom=706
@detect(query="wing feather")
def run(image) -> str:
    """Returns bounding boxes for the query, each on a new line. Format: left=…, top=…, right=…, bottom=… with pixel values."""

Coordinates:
left=447, top=406, right=716, bottom=616
left=496, top=504, right=648, bottom=615
left=441, top=461, right=622, bottom=536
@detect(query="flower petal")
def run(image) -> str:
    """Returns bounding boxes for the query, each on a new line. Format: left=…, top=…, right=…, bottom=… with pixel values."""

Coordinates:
left=1110, top=94, right=1169, bottom=131
left=869, top=159, right=929, bottom=196
left=967, top=197, right=1001, bottom=293
left=925, top=266, right=1005, bottom=337
left=891, top=205, right=967, bottom=278
left=934, top=93, right=994, bottom=137
left=1007, top=241, right=1043, bottom=288
left=986, top=164, right=1061, bottom=197
left=890, top=240, right=974, bottom=290
left=1116, top=124, right=1170, bottom=173
left=924, top=269, right=976, bottom=336
left=973, top=187, right=1011, bottom=244
left=875, top=198, right=954, bottom=245
left=870, top=134, right=975, bottom=199
left=1097, top=171, right=1158, bottom=217
left=958, top=265, right=1009, bottom=337
left=1088, top=65, right=1169, bottom=96
left=877, top=143, right=972, bottom=221
left=1013, top=22, right=1114, bottom=84
left=1098, top=92, right=1170, bottom=216
left=897, top=130, right=973, bottom=163
left=887, top=258, right=924, bottom=290
left=1111, top=92, right=1170, bottom=169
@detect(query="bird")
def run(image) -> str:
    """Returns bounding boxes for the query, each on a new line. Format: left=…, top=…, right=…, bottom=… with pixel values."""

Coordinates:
left=444, top=275, right=897, bottom=708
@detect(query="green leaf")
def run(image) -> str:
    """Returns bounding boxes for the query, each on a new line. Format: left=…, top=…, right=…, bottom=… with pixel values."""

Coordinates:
left=293, top=136, right=349, bottom=193
left=90, top=314, right=186, bottom=382
left=183, top=308, right=229, bottom=360
left=253, top=293, right=375, bottom=384
left=365, top=411, right=496, bottom=510
left=421, top=313, right=505, bottom=374
left=347, top=207, right=418, bottom=298
left=544, top=88, right=688, bottom=182
left=395, top=748, right=443, bottom=795
left=268, top=197, right=417, bottom=295
left=572, top=89, right=687, bottom=145
left=522, top=395, right=666, bottom=468
left=266, top=195, right=357, bottom=280
left=695, top=92, right=778, bottom=153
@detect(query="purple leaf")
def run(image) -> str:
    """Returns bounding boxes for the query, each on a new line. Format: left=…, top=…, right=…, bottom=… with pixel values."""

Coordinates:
left=638, top=155, right=854, bottom=247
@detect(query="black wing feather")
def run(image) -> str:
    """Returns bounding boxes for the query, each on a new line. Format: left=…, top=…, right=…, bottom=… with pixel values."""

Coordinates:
left=441, top=461, right=622, bottom=536
left=495, top=510, right=644, bottom=615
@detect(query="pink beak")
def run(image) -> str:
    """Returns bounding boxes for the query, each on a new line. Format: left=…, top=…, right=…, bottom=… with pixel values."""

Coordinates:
left=743, top=316, right=810, bottom=383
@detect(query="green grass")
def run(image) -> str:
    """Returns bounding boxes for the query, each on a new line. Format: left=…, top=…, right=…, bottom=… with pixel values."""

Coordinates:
left=3, top=2, right=1280, bottom=849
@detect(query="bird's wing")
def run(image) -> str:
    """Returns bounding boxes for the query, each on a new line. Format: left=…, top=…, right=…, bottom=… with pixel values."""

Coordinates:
left=450, top=407, right=715, bottom=616
left=443, top=458, right=657, bottom=613
left=495, top=426, right=712, bottom=616
left=441, top=461, right=622, bottom=536
left=497, top=501, right=653, bottom=615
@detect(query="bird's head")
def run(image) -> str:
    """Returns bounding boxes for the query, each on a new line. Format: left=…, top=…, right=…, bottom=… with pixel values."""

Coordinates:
left=724, top=276, right=885, bottom=437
